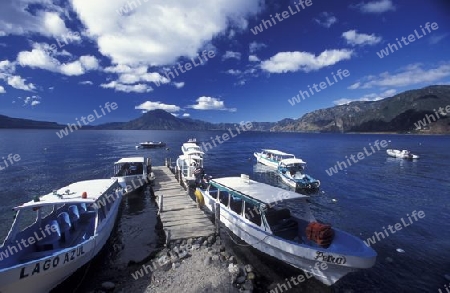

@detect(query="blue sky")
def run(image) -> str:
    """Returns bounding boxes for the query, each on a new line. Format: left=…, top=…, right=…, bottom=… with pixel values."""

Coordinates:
left=0, top=0, right=449, bottom=124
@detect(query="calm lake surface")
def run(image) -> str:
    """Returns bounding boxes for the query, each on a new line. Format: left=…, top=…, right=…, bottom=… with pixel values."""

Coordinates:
left=0, top=129, right=449, bottom=292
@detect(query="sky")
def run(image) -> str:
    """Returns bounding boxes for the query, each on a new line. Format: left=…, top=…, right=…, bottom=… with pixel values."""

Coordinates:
left=0, top=0, right=449, bottom=124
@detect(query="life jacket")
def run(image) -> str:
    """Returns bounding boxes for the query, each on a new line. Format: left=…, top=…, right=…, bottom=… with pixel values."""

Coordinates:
left=306, top=222, right=334, bottom=248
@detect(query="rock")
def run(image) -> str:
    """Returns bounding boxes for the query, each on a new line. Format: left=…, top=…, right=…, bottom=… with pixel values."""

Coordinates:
left=178, top=249, right=188, bottom=259
left=396, top=248, right=405, bottom=253
left=208, top=236, right=215, bottom=244
left=235, top=276, right=246, bottom=284
left=247, top=272, right=255, bottom=280
left=101, top=282, right=115, bottom=291
left=192, top=243, right=201, bottom=250
left=187, top=238, right=193, bottom=245
left=212, top=255, right=220, bottom=262
left=228, top=256, right=236, bottom=264
left=219, top=245, right=226, bottom=252
left=186, top=244, right=193, bottom=251
left=172, top=262, right=180, bottom=269
left=385, top=257, right=393, bottom=263
left=203, top=240, right=209, bottom=246
left=219, top=255, right=227, bottom=262
left=243, top=280, right=254, bottom=291
left=204, top=256, right=211, bottom=266
left=244, top=264, right=253, bottom=273
left=228, top=263, right=239, bottom=274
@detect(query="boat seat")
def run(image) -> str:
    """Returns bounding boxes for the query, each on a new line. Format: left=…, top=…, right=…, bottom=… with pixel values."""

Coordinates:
left=68, top=205, right=80, bottom=229
left=36, top=220, right=61, bottom=251
left=78, top=203, right=87, bottom=214
left=57, top=212, right=71, bottom=242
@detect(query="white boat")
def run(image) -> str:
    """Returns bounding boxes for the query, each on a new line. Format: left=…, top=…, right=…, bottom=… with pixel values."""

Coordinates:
left=0, top=178, right=123, bottom=293
left=278, top=158, right=320, bottom=191
left=254, top=149, right=296, bottom=168
left=113, top=157, right=154, bottom=192
left=386, top=149, right=420, bottom=160
left=176, top=149, right=205, bottom=186
left=137, top=141, right=166, bottom=149
left=196, top=176, right=376, bottom=285
left=181, top=139, right=203, bottom=155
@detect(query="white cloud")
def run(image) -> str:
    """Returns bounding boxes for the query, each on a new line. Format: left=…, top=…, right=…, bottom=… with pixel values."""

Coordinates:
left=0, top=85, right=5, bottom=93
left=72, top=0, right=262, bottom=66
left=7, top=75, right=36, bottom=91
left=249, top=41, right=266, bottom=53
left=104, top=64, right=171, bottom=88
left=225, top=69, right=241, bottom=75
left=342, top=30, right=382, bottom=46
left=429, top=34, right=448, bottom=45
left=21, top=95, right=41, bottom=107
left=314, top=12, right=337, bottom=28
left=135, top=101, right=181, bottom=113
left=249, top=55, right=260, bottom=62
left=348, top=82, right=361, bottom=90
left=101, top=81, right=153, bottom=93
left=223, top=51, right=242, bottom=61
left=173, top=82, right=185, bottom=89
left=261, top=49, right=353, bottom=73
left=355, top=0, right=395, bottom=13
left=17, top=44, right=100, bottom=76
left=334, top=89, right=397, bottom=105
left=79, top=80, right=93, bottom=85
left=188, top=96, right=236, bottom=112
left=357, top=63, right=450, bottom=89
left=182, top=113, right=191, bottom=117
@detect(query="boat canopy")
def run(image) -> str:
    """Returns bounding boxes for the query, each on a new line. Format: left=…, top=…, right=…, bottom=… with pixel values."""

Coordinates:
left=210, top=177, right=308, bottom=205
left=183, top=149, right=205, bottom=156
left=280, top=158, right=306, bottom=165
left=115, top=157, right=145, bottom=164
left=13, top=178, right=118, bottom=211
left=261, top=149, right=295, bottom=157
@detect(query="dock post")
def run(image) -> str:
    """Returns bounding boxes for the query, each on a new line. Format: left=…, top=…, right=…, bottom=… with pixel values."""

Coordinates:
left=158, top=194, right=163, bottom=214
left=164, top=158, right=168, bottom=167
left=215, top=203, right=220, bottom=235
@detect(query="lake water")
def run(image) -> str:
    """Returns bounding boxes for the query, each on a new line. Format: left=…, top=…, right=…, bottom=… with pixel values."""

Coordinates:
left=0, top=129, right=449, bottom=292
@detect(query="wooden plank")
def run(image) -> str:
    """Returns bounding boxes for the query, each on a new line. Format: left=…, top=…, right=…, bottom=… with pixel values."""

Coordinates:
left=152, top=166, right=215, bottom=243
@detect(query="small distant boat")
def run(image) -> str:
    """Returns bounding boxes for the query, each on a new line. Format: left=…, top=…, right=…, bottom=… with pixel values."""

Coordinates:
left=386, top=149, right=420, bottom=160
left=278, top=158, right=320, bottom=191
left=113, top=157, right=154, bottom=191
left=0, top=179, right=123, bottom=293
left=137, top=141, right=166, bottom=149
left=254, top=149, right=296, bottom=168
left=196, top=175, right=376, bottom=285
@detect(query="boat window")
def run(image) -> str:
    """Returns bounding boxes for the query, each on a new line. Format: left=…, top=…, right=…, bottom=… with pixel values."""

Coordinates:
left=208, top=186, right=218, bottom=199
left=244, top=201, right=261, bottom=226
left=219, top=190, right=229, bottom=207
left=229, top=195, right=243, bottom=215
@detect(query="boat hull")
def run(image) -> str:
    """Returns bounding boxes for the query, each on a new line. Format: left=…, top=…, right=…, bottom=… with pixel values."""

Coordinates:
left=279, top=172, right=320, bottom=191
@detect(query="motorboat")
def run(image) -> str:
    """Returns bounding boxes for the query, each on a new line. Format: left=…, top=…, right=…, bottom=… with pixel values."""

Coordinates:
left=278, top=158, right=320, bottom=191
left=254, top=149, right=296, bottom=168
left=176, top=149, right=205, bottom=186
left=195, top=175, right=376, bottom=285
left=137, top=141, right=166, bottom=149
left=181, top=139, right=202, bottom=156
left=386, top=149, right=420, bottom=160
left=0, top=178, right=123, bottom=293
left=113, top=157, right=154, bottom=192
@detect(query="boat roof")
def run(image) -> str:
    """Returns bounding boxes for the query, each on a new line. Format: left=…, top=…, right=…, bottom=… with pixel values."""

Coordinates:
left=211, top=177, right=308, bottom=204
left=184, top=149, right=204, bottom=155
left=280, top=158, right=306, bottom=165
left=115, top=157, right=145, bottom=164
left=179, top=154, right=203, bottom=160
left=183, top=142, right=199, bottom=148
left=261, top=149, right=295, bottom=156
left=13, top=178, right=119, bottom=211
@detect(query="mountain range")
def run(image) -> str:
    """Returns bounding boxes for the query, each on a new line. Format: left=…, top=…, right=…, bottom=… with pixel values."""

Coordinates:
left=2, top=85, right=449, bottom=134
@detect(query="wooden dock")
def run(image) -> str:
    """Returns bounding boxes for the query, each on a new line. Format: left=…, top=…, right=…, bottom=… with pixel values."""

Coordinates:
left=152, top=166, right=215, bottom=243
